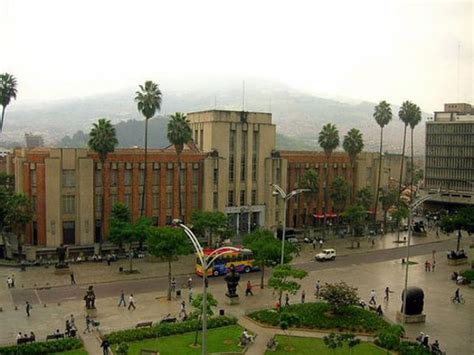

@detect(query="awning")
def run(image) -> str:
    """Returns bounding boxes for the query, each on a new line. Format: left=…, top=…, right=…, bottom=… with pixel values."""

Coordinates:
left=313, top=213, right=338, bottom=219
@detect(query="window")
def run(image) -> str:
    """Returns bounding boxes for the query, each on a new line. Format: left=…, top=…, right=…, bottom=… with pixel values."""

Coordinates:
left=229, top=156, right=235, bottom=182
left=213, top=192, right=218, bottom=210
left=62, top=195, right=75, bottom=214
left=166, top=215, right=173, bottom=225
left=95, top=195, right=103, bottom=213
left=241, top=131, right=247, bottom=181
left=193, top=191, right=199, bottom=209
left=167, top=168, right=174, bottom=185
left=62, top=170, right=75, bottom=187
left=240, top=190, right=245, bottom=205
left=180, top=168, right=186, bottom=186
left=213, top=167, right=218, bottom=185
left=193, top=169, right=199, bottom=185
left=228, top=191, right=235, bottom=206
left=95, top=169, right=102, bottom=187
left=229, top=129, right=236, bottom=182
left=167, top=191, right=173, bottom=209
left=31, top=195, right=37, bottom=213
left=180, top=192, right=185, bottom=214
left=153, top=169, right=160, bottom=186
left=111, top=170, right=118, bottom=186
left=153, top=193, right=160, bottom=209
left=124, top=170, right=132, bottom=186
left=110, top=194, right=118, bottom=207
left=251, top=190, right=257, bottom=205
left=139, top=170, right=145, bottom=186
left=124, top=194, right=132, bottom=210
left=31, top=170, right=37, bottom=188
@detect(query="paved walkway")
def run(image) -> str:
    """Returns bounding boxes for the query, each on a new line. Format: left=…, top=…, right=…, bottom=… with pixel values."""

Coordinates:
left=81, top=332, right=106, bottom=355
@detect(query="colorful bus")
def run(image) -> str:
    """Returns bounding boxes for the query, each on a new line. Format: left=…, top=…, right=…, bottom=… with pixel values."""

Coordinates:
left=195, top=248, right=259, bottom=277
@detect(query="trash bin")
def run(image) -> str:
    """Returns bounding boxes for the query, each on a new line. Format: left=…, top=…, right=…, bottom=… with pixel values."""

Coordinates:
left=176, top=289, right=181, bottom=297
left=219, top=309, right=225, bottom=316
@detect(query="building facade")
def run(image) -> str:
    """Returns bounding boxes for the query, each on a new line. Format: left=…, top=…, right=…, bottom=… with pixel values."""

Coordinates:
left=424, top=103, right=474, bottom=207
left=8, top=109, right=405, bottom=251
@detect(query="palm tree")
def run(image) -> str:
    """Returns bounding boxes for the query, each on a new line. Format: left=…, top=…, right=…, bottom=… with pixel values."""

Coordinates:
left=373, top=101, right=392, bottom=228
left=0, top=73, right=18, bottom=132
left=408, top=103, right=422, bottom=191
left=167, top=112, right=192, bottom=220
left=343, top=128, right=364, bottom=203
left=318, top=123, right=340, bottom=236
left=135, top=81, right=162, bottom=217
left=88, top=118, right=118, bottom=251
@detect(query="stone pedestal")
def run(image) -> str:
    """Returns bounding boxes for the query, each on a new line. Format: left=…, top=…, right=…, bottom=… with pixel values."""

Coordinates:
left=396, top=311, right=426, bottom=323
left=54, top=267, right=71, bottom=275
left=85, top=307, right=98, bottom=318
left=447, top=258, right=468, bottom=266
left=226, top=295, right=240, bottom=305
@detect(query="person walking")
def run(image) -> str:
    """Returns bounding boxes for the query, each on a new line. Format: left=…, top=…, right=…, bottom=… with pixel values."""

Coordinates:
left=171, top=277, right=177, bottom=294
left=384, top=286, right=393, bottom=301
left=187, top=277, right=193, bottom=290
left=6, top=276, right=12, bottom=288
left=26, top=301, right=32, bottom=317
left=301, top=290, right=306, bottom=304
left=315, top=280, right=321, bottom=298
left=179, top=300, right=186, bottom=318
left=369, top=290, right=376, bottom=305
left=128, top=294, right=136, bottom=310
left=11, top=274, right=15, bottom=288
left=431, top=260, right=436, bottom=272
left=285, top=293, right=290, bottom=306
left=188, top=288, right=193, bottom=303
left=435, top=230, right=439, bottom=239
left=100, top=338, right=110, bottom=355
left=118, top=290, right=126, bottom=307
left=83, top=315, right=92, bottom=333
left=453, top=288, right=462, bottom=303
left=70, top=272, right=76, bottom=286
left=275, top=300, right=281, bottom=312
left=245, top=281, right=253, bottom=296
left=424, top=260, right=430, bottom=272
left=312, top=238, right=317, bottom=250
left=319, top=239, right=323, bottom=249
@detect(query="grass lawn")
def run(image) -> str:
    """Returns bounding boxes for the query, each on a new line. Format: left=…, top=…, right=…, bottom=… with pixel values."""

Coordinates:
left=52, top=349, right=88, bottom=355
left=266, top=335, right=387, bottom=355
left=114, top=325, right=243, bottom=355
left=461, top=269, right=474, bottom=281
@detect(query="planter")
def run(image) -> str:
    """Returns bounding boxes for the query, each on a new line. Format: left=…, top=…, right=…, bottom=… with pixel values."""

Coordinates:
left=447, top=258, right=468, bottom=266
left=396, top=312, right=426, bottom=324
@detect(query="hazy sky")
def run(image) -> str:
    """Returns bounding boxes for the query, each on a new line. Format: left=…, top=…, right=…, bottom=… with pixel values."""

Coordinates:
left=1, top=0, right=472, bottom=113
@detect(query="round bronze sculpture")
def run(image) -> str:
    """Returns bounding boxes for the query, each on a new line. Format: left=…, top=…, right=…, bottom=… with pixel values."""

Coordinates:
left=401, top=286, right=424, bottom=315
left=224, top=264, right=240, bottom=298
left=55, top=244, right=68, bottom=269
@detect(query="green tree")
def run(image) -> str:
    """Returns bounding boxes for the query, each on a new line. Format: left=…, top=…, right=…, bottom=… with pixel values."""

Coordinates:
left=323, top=333, right=343, bottom=354
left=135, top=81, right=162, bottom=216
left=167, top=112, right=193, bottom=220
left=0, top=174, right=14, bottom=254
left=379, top=188, right=399, bottom=231
left=355, top=187, right=373, bottom=211
left=343, top=128, right=364, bottom=203
left=330, top=176, right=350, bottom=217
left=300, top=168, right=319, bottom=226
left=390, top=203, right=409, bottom=235
left=244, top=229, right=294, bottom=289
left=440, top=207, right=474, bottom=251
left=190, top=292, right=218, bottom=346
left=88, top=118, right=118, bottom=252
left=373, top=101, right=392, bottom=226
left=342, top=333, right=361, bottom=355
left=318, top=123, right=340, bottom=236
left=0, top=73, right=18, bottom=132
left=342, top=205, right=367, bottom=248
left=191, top=210, right=230, bottom=246
left=147, top=226, right=192, bottom=300
left=319, top=281, right=359, bottom=315
left=5, top=193, right=33, bottom=262
left=268, top=264, right=308, bottom=304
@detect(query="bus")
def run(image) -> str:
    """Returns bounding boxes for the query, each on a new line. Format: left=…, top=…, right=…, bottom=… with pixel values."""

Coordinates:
left=195, top=248, right=259, bottom=277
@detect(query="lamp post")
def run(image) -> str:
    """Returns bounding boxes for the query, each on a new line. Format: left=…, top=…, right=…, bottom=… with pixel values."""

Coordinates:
left=174, top=220, right=240, bottom=355
left=271, top=184, right=309, bottom=265
left=401, top=194, right=434, bottom=320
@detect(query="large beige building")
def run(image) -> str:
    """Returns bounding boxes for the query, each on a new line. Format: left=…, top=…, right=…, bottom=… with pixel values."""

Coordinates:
left=425, top=103, right=474, bottom=207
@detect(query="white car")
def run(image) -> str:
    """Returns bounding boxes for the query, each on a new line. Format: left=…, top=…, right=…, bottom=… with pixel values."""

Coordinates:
left=315, top=249, right=336, bottom=261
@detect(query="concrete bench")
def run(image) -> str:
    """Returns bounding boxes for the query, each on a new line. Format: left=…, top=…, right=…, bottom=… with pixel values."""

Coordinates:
left=17, top=337, right=34, bottom=345
left=136, top=321, right=153, bottom=328
left=46, top=333, right=64, bottom=341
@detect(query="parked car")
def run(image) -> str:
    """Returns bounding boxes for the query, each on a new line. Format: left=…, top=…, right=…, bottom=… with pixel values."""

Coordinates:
left=315, top=249, right=336, bottom=261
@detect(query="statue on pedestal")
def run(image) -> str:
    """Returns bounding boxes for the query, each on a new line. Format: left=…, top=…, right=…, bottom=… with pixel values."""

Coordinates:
left=401, top=286, right=424, bottom=315
left=84, top=285, right=96, bottom=309
left=224, top=264, right=240, bottom=298
left=55, top=244, right=69, bottom=269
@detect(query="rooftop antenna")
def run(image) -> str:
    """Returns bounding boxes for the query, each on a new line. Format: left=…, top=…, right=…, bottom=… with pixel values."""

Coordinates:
left=242, top=80, right=245, bottom=111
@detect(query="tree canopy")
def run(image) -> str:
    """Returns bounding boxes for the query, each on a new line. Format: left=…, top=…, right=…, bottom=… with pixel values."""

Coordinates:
left=0, top=73, right=18, bottom=132
left=320, top=281, right=359, bottom=314
left=355, top=187, right=373, bottom=211
left=330, top=176, right=350, bottom=213
left=268, top=264, right=308, bottom=303
left=191, top=210, right=230, bottom=246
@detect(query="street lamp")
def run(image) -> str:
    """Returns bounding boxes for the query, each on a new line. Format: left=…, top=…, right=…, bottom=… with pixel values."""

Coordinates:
left=173, top=219, right=240, bottom=355
left=271, top=184, right=309, bottom=265
left=401, top=194, right=434, bottom=321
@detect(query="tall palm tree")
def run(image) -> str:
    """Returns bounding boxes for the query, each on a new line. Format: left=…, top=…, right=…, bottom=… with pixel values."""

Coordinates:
left=343, top=128, right=364, bottom=203
left=0, top=73, right=18, bottom=132
left=395, top=101, right=418, bottom=241
left=408, top=103, right=422, bottom=191
left=135, top=81, right=162, bottom=217
left=373, top=101, right=392, bottom=228
left=167, top=112, right=192, bottom=220
left=318, top=123, right=340, bottom=236
left=88, top=118, right=118, bottom=251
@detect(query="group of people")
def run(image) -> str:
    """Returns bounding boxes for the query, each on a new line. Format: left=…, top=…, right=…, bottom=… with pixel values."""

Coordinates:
left=16, top=331, right=35, bottom=345
left=65, top=314, right=77, bottom=337
left=416, top=333, right=444, bottom=354
left=117, top=290, right=136, bottom=310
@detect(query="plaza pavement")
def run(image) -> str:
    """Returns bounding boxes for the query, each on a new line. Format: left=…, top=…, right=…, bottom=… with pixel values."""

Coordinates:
left=0, top=230, right=472, bottom=354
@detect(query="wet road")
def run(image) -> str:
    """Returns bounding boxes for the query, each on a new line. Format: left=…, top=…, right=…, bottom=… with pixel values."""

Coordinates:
left=11, top=238, right=457, bottom=305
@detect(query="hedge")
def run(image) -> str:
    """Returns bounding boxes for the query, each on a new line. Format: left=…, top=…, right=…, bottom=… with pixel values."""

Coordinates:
left=106, top=315, right=237, bottom=344
left=0, top=338, right=82, bottom=355
left=399, top=341, right=431, bottom=355
left=249, top=302, right=389, bottom=333
left=374, top=324, right=405, bottom=350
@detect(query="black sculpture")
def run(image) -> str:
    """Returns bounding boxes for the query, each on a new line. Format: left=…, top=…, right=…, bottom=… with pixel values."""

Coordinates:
left=224, top=264, right=240, bottom=298
left=84, top=285, right=96, bottom=309
left=55, top=244, right=68, bottom=268
left=401, top=286, right=424, bottom=315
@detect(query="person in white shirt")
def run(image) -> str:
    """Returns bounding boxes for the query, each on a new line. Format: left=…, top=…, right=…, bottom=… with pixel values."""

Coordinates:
left=128, top=294, right=136, bottom=310
left=369, top=290, right=376, bottom=305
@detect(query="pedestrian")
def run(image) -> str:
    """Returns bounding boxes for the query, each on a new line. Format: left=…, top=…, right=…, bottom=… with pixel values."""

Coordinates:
left=6, top=276, right=12, bottom=288
left=128, top=294, right=136, bottom=310
left=65, top=320, right=71, bottom=336
left=245, top=281, right=253, bottom=296
left=83, top=315, right=91, bottom=333
left=179, top=300, right=186, bottom=317
left=70, top=272, right=76, bottom=285
left=319, top=239, right=323, bottom=249
left=16, top=332, right=22, bottom=340
left=371, top=238, right=375, bottom=248
left=276, top=300, right=281, bottom=312
left=100, top=338, right=110, bottom=355
left=30, top=331, right=35, bottom=342
left=435, top=230, right=439, bottom=239
left=188, top=288, right=193, bottom=303
left=70, top=314, right=75, bottom=328
left=312, top=238, right=317, bottom=250
left=432, top=260, right=436, bottom=272
left=315, top=280, right=321, bottom=297
left=301, top=290, right=305, bottom=304
left=187, top=277, right=193, bottom=290
left=118, top=290, right=126, bottom=307
left=106, top=254, right=111, bottom=266
left=369, top=290, right=376, bottom=305
left=432, top=250, right=436, bottom=260
left=424, top=260, right=430, bottom=272
left=171, top=277, right=177, bottom=294
left=384, top=286, right=392, bottom=301
left=285, top=293, right=290, bottom=306
left=26, top=301, right=32, bottom=317
left=11, top=274, right=15, bottom=288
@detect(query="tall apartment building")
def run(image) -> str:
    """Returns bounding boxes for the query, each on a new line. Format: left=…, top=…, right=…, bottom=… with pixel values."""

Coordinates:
left=425, top=103, right=474, bottom=207
left=25, top=133, right=44, bottom=148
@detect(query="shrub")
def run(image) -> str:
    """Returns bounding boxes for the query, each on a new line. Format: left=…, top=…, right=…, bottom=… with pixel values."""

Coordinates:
left=461, top=269, right=474, bottom=282
left=319, top=282, right=359, bottom=314
left=106, top=315, right=237, bottom=344
left=0, top=338, right=82, bottom=355
left=116, top=342, right=129, bottom=355
left=375, top=324, right=405, bottom=350
left=399, top=341, right=431, bottom=355
left=249, top=302, right=389, bottom=334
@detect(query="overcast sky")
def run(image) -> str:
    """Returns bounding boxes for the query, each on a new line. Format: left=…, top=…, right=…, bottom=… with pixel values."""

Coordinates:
left=1, top=0, right=472, bottom=113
